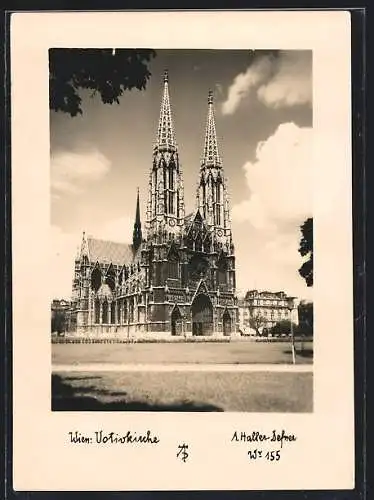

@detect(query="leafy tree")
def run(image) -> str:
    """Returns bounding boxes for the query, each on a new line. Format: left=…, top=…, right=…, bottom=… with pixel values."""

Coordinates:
left=298, top=217, right=313, bottom=287
left=271, top=320, right=298, bottom=336
left=49, top=48, right=156, bottom=116
left=248, top=314, right=267, bottom=336
left=51, top=311, right=66, bottom=334
left=298, top=301, right=313, bottom=336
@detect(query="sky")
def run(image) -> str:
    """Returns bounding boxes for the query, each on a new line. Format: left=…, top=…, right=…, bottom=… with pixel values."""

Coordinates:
left=50, top=49, right=313, bottom=301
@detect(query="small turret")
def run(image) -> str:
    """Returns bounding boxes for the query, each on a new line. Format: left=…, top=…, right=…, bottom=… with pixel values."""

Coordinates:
left=133, top=188, right=142, bottom=252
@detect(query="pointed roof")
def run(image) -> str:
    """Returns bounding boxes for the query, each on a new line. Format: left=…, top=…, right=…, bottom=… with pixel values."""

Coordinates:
left=191, top=279, right=211, bottom=302
left=87, top=237, right=134, bottom=266
left=135, top=187, right=141, bottom=226
left=133, top=187, right=142, bottom=251
left=156, top=70, right=177, bottom=152
left=202, top=90, right=221, bottom=168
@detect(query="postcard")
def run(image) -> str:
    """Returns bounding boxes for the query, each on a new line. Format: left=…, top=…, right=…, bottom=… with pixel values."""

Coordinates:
left=11, top=10, right=354, bottom=491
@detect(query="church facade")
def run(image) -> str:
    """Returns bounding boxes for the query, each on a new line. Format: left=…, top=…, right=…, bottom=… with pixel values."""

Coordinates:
left=70, top=71, right=239, bottom=339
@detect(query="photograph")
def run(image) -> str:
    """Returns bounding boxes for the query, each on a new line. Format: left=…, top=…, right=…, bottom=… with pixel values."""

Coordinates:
left=11, top=11, right=355, bottom=492
left=50, top=48, right=314, bottom=413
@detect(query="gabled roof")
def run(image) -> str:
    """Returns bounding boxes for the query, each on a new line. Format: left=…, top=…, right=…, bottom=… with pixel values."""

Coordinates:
left=87, top=237, right=134, bottom=266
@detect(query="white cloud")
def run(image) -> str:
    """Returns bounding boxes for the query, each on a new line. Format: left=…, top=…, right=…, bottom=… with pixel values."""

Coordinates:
left=222, top=51, right=312, bottom=115
left=257, top=51, right=312, bottom=109
left=221, top=56, right=273, bottom=115
left=51, top=149, right=111, bottom=196
left=50, top=216, right=134, bottom=300
left=50, top=225, right=79, bottom=301
left=94, top=216, right=133, bottom=243
left=232, top=122, right=313, bottom=300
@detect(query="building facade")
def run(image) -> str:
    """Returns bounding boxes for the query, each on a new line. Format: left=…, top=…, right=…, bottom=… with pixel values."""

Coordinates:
left=51, top=299, right=73, bottom=334
left=238, top=290, right=299, bottom=334
left=70, top=72, right=238, bottom=339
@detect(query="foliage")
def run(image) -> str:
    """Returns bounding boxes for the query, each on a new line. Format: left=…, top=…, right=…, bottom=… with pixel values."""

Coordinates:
left=248, top=314, right=267, bottom=335
left=51, top=311, right=67, bottom=334
left=49, top=48, right=156, bottom=116
left=298, top=301, right=313, bottom=336
left=271, top=320, right=298, bottom=336
left=298, top=217, right=313, bottom=287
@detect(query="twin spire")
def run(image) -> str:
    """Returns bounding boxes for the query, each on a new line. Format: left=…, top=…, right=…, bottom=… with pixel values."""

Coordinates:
left=202, top=90, right=222, bottom=168
left=156, top=70, right=177, bottom=152
left=156, top=70, right=221, bottom=167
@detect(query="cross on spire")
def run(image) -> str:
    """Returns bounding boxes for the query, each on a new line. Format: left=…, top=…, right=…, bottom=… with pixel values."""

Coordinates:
left=156, top=69, right=176, bottom=152
left=202, top=90, right=221, bottom=168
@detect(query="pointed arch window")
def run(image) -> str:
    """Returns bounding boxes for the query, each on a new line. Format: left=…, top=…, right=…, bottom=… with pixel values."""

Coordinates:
left=102, top=300, right=109, bottom=324
left=169, top=166, right=174, bottom=190
left=217, top=252, right=227, bottom=286
left=94, top=298, right=100, bottom=324
left=106, top=264, right=116, bottom=292
left=167, top=244, right=179, bottom=279
left=91, top=265, right=102, bottom=292
left=111, top=302, right=116, bottom=324
left=195, top=234, right=203, bottom=252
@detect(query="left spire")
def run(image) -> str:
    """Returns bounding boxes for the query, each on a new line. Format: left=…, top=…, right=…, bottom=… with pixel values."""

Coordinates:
left=156, top=70, right=177, bottom=152
left=133, top=187, right=142, bottom=252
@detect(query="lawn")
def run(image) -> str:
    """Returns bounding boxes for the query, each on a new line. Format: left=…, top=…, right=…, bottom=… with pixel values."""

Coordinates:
left=52, top=339, right=313, bottom=366
left=52, top=370, right=313, bottom=413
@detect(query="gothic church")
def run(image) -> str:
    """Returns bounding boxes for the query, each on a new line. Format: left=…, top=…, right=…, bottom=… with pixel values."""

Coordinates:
left=71, top=71, right=238, bottom=338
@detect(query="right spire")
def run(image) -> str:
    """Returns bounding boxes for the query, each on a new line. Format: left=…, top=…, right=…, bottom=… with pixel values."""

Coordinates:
left=202, top=90, right=222, bottom=168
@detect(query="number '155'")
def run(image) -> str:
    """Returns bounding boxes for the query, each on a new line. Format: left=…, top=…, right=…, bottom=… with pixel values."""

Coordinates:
left=266, top=451, right=280, bottom=461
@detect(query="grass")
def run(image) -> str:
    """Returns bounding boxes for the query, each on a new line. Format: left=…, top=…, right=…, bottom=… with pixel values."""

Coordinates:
left=52, top=339, right=313, bottom=366
left=52, top=370, right=313, bottom=413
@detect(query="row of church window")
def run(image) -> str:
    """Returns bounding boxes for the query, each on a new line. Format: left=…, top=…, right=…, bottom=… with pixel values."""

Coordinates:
left=94, top=299, right=135, bottom=324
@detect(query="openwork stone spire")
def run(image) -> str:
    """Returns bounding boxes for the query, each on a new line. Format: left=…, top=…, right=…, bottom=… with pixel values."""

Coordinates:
left=133, top=187, right=142, bottom=251
left=197, top=91, right=233, bottom=249
left=156, top=70, right=176, bottom=152
left=202, top=90, right=221, bottom=168
left=147, top=70, right=185, bottom=238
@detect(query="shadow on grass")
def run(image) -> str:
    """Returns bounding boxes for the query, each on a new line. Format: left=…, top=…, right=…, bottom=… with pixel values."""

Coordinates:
left=51, top=374, right=223, bottom=412
left=283, top=348, right=314, bottom=359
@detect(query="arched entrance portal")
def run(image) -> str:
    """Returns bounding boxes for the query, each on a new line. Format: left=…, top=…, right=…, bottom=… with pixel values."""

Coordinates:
left=223, top=309, right=232, bottom=336
left=191, top=294, right=213, bottom=336
left=171, top=305, right=182, bottom=336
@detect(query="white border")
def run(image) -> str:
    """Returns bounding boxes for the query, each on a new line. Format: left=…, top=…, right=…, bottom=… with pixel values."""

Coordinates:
left=11, top=11, right=353, bottom=491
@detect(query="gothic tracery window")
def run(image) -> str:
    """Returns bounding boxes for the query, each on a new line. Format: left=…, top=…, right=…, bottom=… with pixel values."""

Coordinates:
left=91, top=265, right=102, bottom=292
left=94, top=298, right=100, bottom=324
left=102, top=300, right=108, bottom=324
left=167, top=244, right=179, bottom=279
left=217, top=252, right=227, bottom=285
left=106, top=264, right=116, bottom=292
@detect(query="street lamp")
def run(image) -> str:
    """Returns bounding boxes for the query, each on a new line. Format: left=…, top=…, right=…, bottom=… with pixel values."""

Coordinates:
left=287, top=297, right=296, bottom=364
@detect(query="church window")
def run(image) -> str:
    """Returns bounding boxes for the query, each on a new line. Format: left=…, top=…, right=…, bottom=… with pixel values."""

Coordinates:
left=106, top=265, right=116, bottom=292
left=111, top=302, right=116, bottom=324
left=169, top=167, right=174, bottom=189
left=169, top=193, right=174, bottom=214
left=216, top=183, right=221, bottom=203
left=168, top=261, right=179, bottom=279
left=94, top=298, right=100, bottom=324
left=123, top=302, right=128, bottom=322
left=188, top=255, right=209, bottom=280
left=216, top=205, right=221, bottom=225
left=217, top=253, right=227, bottom=285
left=102, top=300, right=109, bottom=324
left=195, top=234, right=202, bottom=252
left=167, top=245, right=179, bottom=279
left=129, top=300, right=134, bottom=323
left=91, top=266, right=102, bottom=292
